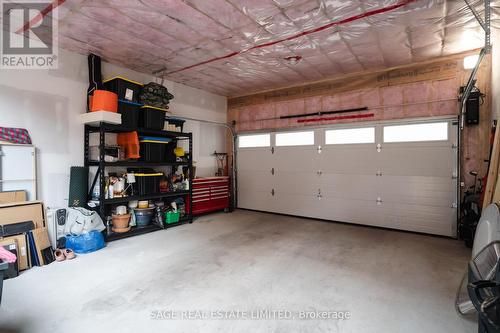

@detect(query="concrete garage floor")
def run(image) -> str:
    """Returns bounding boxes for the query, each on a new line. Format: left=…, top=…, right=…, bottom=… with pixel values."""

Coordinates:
left=0, top=210, right=474, bottom=333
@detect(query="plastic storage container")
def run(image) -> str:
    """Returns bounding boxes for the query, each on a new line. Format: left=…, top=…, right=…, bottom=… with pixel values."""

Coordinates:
left=118, top=100, right=141, bottom=128
left=135, top=173, right=163, bottom=195
left=103, top=76, right=143, bottom=103
left=117, top=131, right=140, bottom=159
left=165, top=117, right=185, bottom=132
left=139, top=137, right=174, bottom=162
left=165, top=211, right=180, bottom=224
left=140, top=106, right=167, bottom=130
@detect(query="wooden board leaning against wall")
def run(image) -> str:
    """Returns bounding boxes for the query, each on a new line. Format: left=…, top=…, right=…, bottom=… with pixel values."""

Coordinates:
left=227, top=50, right=492, bottom=198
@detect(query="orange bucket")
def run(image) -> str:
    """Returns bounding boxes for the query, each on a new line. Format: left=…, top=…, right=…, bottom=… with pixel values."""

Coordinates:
left=90, top=90, right=118, bottom=112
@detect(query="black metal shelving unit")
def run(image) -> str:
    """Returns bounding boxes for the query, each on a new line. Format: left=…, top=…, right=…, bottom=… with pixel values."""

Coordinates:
left=84, top=122, right=193, bottom=241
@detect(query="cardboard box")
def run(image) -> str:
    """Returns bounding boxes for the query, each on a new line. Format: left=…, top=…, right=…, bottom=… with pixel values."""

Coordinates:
left=32, top=228, right=52, bottom=266
left=0, top=201, right=45, bottom=228
left=0, top=234, right=29, bottom=271
left=0, top=191, right=27, bottom=204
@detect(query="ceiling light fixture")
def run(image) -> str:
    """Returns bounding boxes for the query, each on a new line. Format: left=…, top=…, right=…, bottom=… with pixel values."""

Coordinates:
left=283, top=55, right=303, bottom=65
left=464, top=54, right=480, bottom=70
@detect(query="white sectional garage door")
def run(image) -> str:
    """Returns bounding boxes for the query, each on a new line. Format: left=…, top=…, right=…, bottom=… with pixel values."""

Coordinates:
left=237, top=118, right=458, bottom=237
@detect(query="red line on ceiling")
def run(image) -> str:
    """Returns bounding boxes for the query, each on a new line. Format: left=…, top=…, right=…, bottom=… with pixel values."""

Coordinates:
left=167, top=0, right=417, bottom=75
left=297, top=113, right=375, bottom=123
left=15, top=0, right=66, bottom=34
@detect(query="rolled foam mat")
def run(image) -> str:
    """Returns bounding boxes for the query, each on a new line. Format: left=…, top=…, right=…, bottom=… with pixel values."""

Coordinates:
left=69, top=166, right=88, bottom=207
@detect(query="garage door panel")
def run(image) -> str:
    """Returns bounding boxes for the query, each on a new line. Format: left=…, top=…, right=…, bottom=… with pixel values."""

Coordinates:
left=238, top=190, right=275, bottom=211
left=381, top=175, right=454, bottom=207
left=321, top=146, right=378, bottom=174
left=380, top=146, right=453, bottom=177
left=237, top=145, right=275, bottom=211
left=379, top=202, right=454, bottom=236
left=318, top=199, right=453, bottom=236
left=274, top=193, right=321, bottom=217
left=274, top=147, right=318, bottom=172
left=320, top=174, right=379, bottom=200
left=274, top=171, right=320, bottom=194
left=237, top=148, right=273, bottom=171
left=238, top=171, right=272, bottom=192
left=317, top=197, right=384, bottom=226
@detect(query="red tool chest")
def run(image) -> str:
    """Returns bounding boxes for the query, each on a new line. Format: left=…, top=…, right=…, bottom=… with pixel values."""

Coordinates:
left=192, top=176, right=230, bottom=216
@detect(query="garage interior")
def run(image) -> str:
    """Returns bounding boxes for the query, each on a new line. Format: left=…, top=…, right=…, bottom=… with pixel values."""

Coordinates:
left=1, top=0, right=500, bottom=332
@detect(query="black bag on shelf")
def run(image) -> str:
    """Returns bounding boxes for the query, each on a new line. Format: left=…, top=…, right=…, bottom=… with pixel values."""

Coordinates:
left=87, top=53, right=103, bottom=112
left=139, top=82, right=174, bottom=109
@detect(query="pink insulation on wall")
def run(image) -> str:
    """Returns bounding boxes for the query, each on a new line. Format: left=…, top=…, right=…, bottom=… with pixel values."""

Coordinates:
left=381, top=86, right=404, bottom=119
left=232, top=77, right=460, bottom=132
left=273, top=102, right=287, bottom=127
left=430, top=78, right=461, bottom=116
left=321, top=95, right=341, bottom=113
left=403, top=82, right=432, bottom=117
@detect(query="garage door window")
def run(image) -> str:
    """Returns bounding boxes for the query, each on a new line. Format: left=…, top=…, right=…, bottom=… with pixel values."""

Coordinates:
left=383, top=122, right=448, bottom=143
left=275, top=131, right=314, bottom=146
left=238, top=134, right=271, bottom=148
left=325, top=127, right=375, bottom=145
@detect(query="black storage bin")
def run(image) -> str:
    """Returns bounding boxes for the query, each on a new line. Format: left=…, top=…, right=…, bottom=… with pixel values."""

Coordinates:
left=103, top=76, right=142, bottom=103
left=165, top=117, right=185, bottom=133
left=165, top=141, right=176, bottom=162
left=139, top=139, right=176, bottom=162
left=118, top=100, right=141, bottom=128
left=134, top=173, right=162, bottom=195
left=140, top=142, right=166, bottom=162
left=140, top=106, right=166, bottom=130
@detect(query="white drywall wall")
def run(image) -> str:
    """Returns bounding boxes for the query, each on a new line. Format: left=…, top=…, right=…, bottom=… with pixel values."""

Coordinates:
left=0, top=49, right=227, bottom=207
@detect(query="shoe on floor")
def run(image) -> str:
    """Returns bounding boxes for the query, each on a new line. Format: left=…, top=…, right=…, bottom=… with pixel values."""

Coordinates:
left=63, top=248, right=76, bottom=260
left=54, top=249, right=65, bottom=262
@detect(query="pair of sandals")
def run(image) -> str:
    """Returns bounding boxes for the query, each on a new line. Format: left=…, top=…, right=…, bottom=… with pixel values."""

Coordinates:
left=54, top=248, right=76, bottom=262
